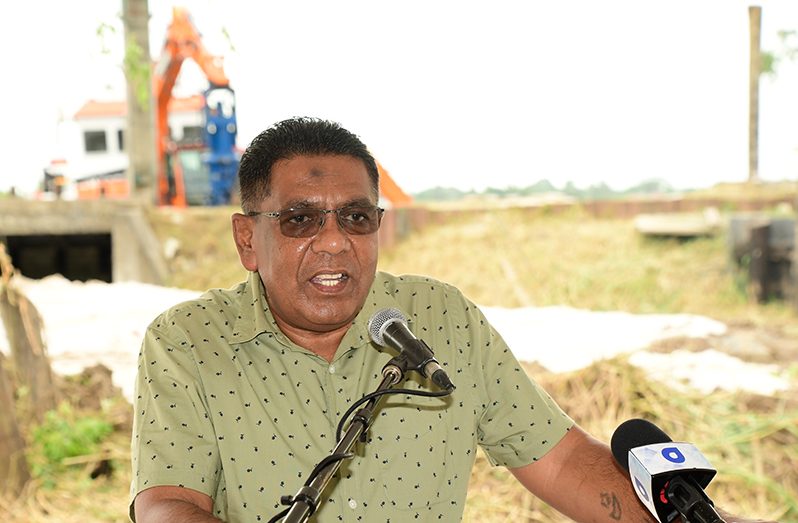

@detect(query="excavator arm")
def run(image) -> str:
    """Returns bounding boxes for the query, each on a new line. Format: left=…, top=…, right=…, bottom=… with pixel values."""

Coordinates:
left=153, top=6, right=233, bottom=205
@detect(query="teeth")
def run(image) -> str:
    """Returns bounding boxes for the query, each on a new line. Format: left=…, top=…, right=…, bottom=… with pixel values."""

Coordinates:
left=314, top=273, right=345, bottom=287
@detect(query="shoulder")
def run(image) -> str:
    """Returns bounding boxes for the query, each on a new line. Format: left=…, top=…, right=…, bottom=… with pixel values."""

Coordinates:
left=146, top=280, right=248, bottom=338
left=376, top=271, right=466, bottom=300
left=374, top=271, right=481, bottom=328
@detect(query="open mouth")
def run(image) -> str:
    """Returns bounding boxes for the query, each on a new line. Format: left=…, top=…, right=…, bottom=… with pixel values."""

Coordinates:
left=311, top=272, right=349, bottom=287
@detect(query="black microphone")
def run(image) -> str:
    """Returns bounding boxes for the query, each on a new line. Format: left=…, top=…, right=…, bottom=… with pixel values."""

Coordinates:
left=611, top=418, right=725, bottom=523
left=367, top=308, right=455, bottom=391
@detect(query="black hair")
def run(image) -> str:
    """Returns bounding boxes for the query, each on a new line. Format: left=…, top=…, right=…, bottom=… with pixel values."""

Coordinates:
left=237, top=117, right=379, bottom=212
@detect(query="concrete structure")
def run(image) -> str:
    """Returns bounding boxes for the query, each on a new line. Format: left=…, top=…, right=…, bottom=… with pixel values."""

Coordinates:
left=0, top=200, right=166, bottom=285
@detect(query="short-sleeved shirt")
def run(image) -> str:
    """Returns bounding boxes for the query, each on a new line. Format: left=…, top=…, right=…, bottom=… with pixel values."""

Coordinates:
left=130, top=271, right=572, bottom=522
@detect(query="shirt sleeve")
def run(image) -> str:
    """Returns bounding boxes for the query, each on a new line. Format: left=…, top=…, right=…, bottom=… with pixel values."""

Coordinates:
left=129, top=317, right=222, bottom=520
left=467, top=304, right=574, bottom=468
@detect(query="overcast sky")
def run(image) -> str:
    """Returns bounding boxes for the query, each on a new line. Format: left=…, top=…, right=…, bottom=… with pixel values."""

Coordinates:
left=2, top=0, right=798, bottom=195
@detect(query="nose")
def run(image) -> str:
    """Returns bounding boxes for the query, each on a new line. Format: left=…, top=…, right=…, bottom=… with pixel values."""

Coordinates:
left=309, top=211, right=350, bottom=254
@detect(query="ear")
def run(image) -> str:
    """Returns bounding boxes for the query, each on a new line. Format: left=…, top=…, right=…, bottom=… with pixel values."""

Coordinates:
left=231, top=213, right=259, bottom=272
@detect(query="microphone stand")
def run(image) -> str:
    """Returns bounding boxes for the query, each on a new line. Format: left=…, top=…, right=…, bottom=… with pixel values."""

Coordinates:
left=278, top=359, right=405, bottom=523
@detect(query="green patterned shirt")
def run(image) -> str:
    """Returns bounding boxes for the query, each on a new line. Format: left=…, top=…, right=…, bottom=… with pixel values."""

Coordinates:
left=130, top=271, right=573, bottom=522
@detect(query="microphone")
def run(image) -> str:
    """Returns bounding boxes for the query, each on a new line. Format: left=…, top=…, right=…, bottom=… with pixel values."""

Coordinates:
left=367, top=308, right=455, bottom=391
left=611, top=419, right=725, bottom=523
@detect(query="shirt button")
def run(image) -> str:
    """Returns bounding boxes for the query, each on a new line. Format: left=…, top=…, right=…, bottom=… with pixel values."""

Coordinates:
left=348, top=499, right=357, bottom=509
left=328, top=365, right=336, bottom=374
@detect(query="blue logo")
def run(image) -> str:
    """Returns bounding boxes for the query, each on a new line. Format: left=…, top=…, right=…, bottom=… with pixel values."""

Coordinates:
left=633, top=475, right=650, bottom=501
left=661, top=447, right=686, bottom=463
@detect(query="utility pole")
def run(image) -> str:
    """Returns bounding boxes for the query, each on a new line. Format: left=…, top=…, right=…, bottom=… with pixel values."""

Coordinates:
left=122, top=0, right=157, bottom=204
left=748, top=5, right=761, bottom=184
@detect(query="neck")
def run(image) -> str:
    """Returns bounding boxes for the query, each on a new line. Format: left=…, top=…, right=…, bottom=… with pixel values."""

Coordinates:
left=274, top=319, right=349, bottom=363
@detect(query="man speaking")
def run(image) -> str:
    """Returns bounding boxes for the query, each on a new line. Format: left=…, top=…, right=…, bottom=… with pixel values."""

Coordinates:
left=130, top=117, right=774, bottom=523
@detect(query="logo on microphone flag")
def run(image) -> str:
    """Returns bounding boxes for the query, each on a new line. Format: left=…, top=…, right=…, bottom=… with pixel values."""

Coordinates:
left=627, top=442, right=717, bottom=522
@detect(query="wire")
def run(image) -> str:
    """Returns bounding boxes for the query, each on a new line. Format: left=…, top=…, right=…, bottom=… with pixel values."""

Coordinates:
left=335, top=386, right=452, bottom=442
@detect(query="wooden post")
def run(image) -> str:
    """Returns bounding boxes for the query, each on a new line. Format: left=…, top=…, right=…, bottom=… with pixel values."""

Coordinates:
left=0, top=244, right=59, bottom=422
left=748, top=6, right=762, bottom=183
left=794, top=214, right=798, bottom=311
left=749, top=222, right=770, bottom=302
left=0, top=352, right=30, bottom=497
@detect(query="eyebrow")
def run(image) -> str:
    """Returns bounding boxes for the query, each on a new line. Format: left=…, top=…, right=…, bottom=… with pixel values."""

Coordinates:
left=279, top=197, right=376, bottom=209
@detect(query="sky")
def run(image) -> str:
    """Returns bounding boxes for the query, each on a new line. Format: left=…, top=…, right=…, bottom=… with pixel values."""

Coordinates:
left=2, top=0, right=798, bottom=196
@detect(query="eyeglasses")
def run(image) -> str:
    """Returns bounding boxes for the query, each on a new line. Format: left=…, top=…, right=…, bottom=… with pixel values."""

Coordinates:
left=247, top=205, right=385, bottom=238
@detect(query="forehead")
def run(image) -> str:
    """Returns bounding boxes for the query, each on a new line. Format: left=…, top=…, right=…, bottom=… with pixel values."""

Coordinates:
left=268, top=154, right=373, bottom=206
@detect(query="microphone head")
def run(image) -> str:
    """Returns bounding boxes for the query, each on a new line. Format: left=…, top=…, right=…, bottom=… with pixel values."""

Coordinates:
left=611, top=418, right=672, bottom=472
left=368, top=308, right=408, bottom=347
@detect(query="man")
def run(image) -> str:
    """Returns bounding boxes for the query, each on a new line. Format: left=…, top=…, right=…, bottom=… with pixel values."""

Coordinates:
left=131, top=117, right=772, bottom=522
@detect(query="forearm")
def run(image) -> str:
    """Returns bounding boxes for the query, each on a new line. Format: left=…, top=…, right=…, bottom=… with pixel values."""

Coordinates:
left=134, top=486, right=222, bottom=523
left=510, top=426, right=777, bottom=523
left=136, top=498, right=223, bottom=523
left=510, top=426, right=657, bottom=522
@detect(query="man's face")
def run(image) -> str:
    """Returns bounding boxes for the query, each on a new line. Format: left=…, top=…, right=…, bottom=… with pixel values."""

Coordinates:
left=233, top=154, right=380, bottom=336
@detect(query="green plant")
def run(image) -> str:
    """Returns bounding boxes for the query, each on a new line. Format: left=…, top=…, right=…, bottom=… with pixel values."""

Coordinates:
left=28, top=403, right=114, bottom=485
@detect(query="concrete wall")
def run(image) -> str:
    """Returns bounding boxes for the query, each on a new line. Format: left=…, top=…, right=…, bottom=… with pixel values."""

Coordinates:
left=0, top=200, right=166, bottom=285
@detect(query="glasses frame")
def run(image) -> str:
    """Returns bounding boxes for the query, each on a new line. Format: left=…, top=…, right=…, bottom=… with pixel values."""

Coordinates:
left=247, top=205, right=385, bottom=238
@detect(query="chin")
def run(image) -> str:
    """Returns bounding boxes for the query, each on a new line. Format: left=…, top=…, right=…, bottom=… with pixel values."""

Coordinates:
left=305, top=304, right=360, bottom=330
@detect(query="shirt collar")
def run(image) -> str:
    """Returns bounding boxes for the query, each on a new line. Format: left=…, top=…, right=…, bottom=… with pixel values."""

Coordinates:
left=229, top=271, right=281, bottom=345
left=229, top=271, right=404, bottom=348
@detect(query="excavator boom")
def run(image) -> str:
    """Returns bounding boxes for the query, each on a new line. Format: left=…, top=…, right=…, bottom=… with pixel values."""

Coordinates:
left=154, top=6, right=237, bottom=206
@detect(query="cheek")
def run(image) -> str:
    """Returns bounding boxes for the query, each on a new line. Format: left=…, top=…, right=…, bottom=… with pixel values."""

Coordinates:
left=266, top=242, right=308, bottom=274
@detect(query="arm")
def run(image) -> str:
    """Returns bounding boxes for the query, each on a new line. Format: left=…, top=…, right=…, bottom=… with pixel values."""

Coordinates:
left=130, top=322, right=223, bottom=521
left=134, top=485, right=221, bottom=523
left=510, top=425, right=777, bottom=523
left=511, top=425, right=653, bottom=522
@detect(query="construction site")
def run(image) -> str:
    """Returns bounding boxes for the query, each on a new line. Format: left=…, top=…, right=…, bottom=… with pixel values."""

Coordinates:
left=1, top=2, right=797, bottom=522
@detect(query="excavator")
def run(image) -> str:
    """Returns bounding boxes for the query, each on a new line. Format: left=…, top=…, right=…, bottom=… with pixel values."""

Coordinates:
left=153, top=7, right=412, bottom=207
left=155, top=7, right=239, bottom=206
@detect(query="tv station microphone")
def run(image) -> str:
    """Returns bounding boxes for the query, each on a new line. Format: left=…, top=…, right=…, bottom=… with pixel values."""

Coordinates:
left=611, top=418, right=725, bottom=523
left=367, top=308, right=455, bottom=391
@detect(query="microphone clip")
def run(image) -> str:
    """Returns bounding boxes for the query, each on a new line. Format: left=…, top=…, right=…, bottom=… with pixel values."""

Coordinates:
left=384, top=340, right=437, bottom=377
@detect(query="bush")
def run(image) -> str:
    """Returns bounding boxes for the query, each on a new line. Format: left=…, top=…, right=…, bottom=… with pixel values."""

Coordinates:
left=29, top=402, right=114, bottom=484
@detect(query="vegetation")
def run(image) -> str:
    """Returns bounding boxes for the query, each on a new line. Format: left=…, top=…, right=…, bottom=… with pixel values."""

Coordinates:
left=28, top=403, right=114, bottom=485
left=412, top=178, right=798, bottom=203
left=412, top=177, right=681, bottom=202
left=379, top=206, right=796, bottom=329
left=2, top=199, right=796, bottom=521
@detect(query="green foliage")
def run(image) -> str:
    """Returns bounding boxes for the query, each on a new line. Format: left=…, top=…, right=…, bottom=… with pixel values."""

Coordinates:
left=96, top=22, right=117, bottom=54
left=29, top=403, right=114, bottom=484
left=762, top=29, right=798, bottom=77
left=123, top=35, right=151, bottom=112
left=412, top=177, right=678, bottom=202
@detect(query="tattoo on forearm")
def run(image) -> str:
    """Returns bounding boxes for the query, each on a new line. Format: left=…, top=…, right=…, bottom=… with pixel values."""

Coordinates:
left=600, top=491, right=622, bottom=520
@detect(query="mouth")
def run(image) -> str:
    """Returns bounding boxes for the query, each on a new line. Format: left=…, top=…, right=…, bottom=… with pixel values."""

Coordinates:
left=310, top=272, right=350, bottom=289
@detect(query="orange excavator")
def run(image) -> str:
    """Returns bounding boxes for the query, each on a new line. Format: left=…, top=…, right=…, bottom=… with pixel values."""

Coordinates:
left=376, top=161, right=412, bottom=207
left=156, top=7, right=411, bottom=207
left=154, top=6, right=239, bottom=206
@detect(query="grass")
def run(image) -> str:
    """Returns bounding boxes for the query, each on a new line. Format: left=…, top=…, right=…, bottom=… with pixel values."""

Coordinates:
left=378, top=206, right=795, bottom=327
left=3, top=202, right=797, bottom=522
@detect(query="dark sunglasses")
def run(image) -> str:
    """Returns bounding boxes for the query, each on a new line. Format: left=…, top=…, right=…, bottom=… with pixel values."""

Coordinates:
left=247, top=205, right=385, bottom=238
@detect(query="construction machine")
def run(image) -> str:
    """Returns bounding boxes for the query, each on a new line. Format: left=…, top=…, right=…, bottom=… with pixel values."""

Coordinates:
left=154, top=6, right=239, bottom=206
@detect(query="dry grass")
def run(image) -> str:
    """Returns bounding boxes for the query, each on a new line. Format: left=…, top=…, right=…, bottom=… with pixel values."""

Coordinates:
left=462, top=360, right=798, bottom=522
left=3, top=204, right=797, bottom=522
left=378, top=207, right=797, bottom=328
left=146, top=206, right=248, bottom=291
